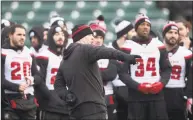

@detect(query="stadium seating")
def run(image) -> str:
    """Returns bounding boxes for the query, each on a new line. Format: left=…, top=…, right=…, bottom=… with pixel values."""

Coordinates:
left=2, top=1, right=169, bottom=47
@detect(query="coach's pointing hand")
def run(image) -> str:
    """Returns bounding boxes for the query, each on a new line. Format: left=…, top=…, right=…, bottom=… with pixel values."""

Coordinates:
left=130, top=55, right=141, bottom=65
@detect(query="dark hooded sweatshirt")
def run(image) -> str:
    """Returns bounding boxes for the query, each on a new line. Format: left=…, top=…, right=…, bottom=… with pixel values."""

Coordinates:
left=112, top=40, right=121, bottom=50
left=35, top=25, right=68, bottom=115
left=1, top=27, right=11, bottom=46
left=29, top=26, right=45, bottom=52
left=54, top=43, right=138, bottom=118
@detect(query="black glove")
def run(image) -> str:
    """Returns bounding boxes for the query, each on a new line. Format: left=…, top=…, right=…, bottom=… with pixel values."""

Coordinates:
left=129, top=55, right=141, bottom=65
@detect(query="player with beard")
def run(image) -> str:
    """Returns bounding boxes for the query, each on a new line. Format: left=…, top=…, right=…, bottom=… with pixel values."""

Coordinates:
left=120, top=14, right=171, bottom=120
left=176, top=19, right=193, bottom=50
left=110, top=20, right=136, bottom=120
left=29, top=26, right=48, bottom=56
left=35, top=25, right=69, bottom=120
left=49, top=16, right=69, bottom=47
left=1, top=24, right=43, bottom=120
left=43, top=27, right=49, bottom=45
left=163, top=21, right=192, bottom=120
left=29, top=25, right=49, bottom=120
left=90, top=22, right=118, bottom=120
left=109, top=20, right=136, bottom=50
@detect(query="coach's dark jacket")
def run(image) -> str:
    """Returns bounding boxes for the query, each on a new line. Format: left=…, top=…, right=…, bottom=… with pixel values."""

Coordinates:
left=54, top=43, right=138, bottom=118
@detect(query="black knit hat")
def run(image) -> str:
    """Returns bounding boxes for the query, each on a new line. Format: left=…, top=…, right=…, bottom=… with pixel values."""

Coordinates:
left=162, top=21, right=179, bottom=37
left=115, top=20, right=134, bottom=39
left=51, top=20, right=66, bottom=29
left=29, top=26, right=44, bottom=42
left=71, top=24, right=93, bottom=42
left=89, top=23, right=106, bottom=39
left=135, top=14, right=151, bottom=31
left=50, top=15, right=67, bottom=30
left=93, top=30, right=105, bottom=39
left=89, top=15, right=107, bottom=39
left=29, top=26, right=45, bottom=51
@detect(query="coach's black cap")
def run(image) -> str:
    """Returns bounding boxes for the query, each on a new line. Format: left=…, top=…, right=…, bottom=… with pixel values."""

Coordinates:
left=71, top=24, right=93, bottom=42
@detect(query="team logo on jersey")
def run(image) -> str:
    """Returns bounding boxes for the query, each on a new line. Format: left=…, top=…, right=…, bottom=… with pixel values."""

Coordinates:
left=97, top=59, right=109, bottom=68
left=168, top=52, right=173, bottom=57
left=142, top=44, right=147, bottom=48
left=169, top=60, right=179, bottom=66
left=17, top=50, right=22, bottom=54
left=13, top=57, right=29, bottom=61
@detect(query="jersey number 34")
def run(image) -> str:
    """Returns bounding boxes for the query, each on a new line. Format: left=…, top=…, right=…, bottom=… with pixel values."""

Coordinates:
left=135, top=58, right=157, bottom=77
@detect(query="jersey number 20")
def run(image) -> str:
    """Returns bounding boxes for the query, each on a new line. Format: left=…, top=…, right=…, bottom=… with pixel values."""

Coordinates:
left=11, top=62, right=31, bottom=80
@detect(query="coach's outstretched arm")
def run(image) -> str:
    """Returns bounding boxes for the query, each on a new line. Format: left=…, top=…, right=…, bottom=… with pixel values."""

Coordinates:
left=84, top=45, right=141, bottom=63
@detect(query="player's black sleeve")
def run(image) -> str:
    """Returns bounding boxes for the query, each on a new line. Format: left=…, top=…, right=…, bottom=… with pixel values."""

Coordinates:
left=101, top=60, right=118, bottom=82
left=1, top=54, right=20, bottom=91
left=31, top=56, right=51, bottom=98
left=34, top=55, right=51, bottom=98
left=184, top=55, right=192, bottom=98
left=159, top=48, right=172, bottom=85
left=31, top=55, right=44, bottom=85
left=35, top=56, right=48, bottom=82
left=85, top=45, right=137, bottom=63
left=54, top=61, right=68, bottom=100
left=118, top=62, right=139, bottom=90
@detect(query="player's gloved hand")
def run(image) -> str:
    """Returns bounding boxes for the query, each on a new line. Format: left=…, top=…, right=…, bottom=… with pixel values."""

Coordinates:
left=25, top=76, right=34, bottom=86
left=138, top=83, right=152, bottom=94
left=130, top=55, right=142, bottom=65
left=149, top=82, right=164, bottom=94
left=187, top=98, right=192, bottom=114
